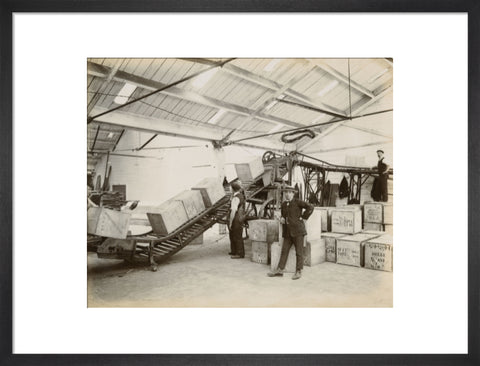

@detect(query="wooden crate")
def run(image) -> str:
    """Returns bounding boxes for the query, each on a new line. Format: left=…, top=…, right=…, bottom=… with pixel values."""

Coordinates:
left=364, top=202, right=393, bottom=224
left=363, top=222, right=384, bottom=231
left=304, top=239, right=326, bottom=267
left=87, top=207, right=131, bottom=239
left=252, top=241, right=270, bottom=264
left=248, top=219, right=279, bottom=243
left=331, top=208, right=362, bottom=234
left=305, top=208, right=322, bottom=240
left=225, top=164, right=238, bottom=183
left=365, top=234, right=393, bottom=271
left=270, top=242, right=297, bottom=273
left=322, top=232, right=348, bottom=262
left=235, top=157, right=264, bottom=181
left=171, top=190, right=205, bottom=219
left=191, top=177, right=226, bottom=207
left=336, top=233, right=381, bottom=267
left=147, top=200, right=189, bottom=235
left=384, top=224, right=393, bottom=235
left=383, top=203, right=393, bottom=225
left=317, top=207, right=333, bottom=232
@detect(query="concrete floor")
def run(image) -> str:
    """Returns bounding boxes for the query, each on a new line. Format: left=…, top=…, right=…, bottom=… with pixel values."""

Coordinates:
left=87, top=229, right=393, bottom=308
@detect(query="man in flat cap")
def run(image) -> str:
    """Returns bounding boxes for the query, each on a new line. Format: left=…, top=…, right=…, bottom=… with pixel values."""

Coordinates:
left=374, top=149, right=390, bottom=202
left=268, top=185, right=314, bottom=280
left=228, top=180, right=246, bottom=259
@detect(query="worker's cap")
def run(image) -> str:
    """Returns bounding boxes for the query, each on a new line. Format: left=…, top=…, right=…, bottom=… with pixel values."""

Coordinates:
left=376, top=149, right=384, bottom=154
left=282, top=185, right=296, bottom=192
left=230, top=181, right=242, bottom=191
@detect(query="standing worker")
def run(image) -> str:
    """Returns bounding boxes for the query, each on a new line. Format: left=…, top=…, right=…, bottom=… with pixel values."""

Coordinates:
left=374, top=149, right=390, bottom=202
left=228, top=180, right=246, bottom=259
left=268, top=186, right=314, bottom=280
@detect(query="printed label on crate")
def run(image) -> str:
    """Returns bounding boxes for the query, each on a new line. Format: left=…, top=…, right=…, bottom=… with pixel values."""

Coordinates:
left=365, top=242, right=393, bottom=271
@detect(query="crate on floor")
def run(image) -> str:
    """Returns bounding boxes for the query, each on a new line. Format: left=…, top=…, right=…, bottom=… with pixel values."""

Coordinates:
left=322, top=232, right=348, bottom=262
left=171, top=190, right=206, bottom=220
left=304, top=238, right=326, bottom=267
left=305, top=208, right=322, bottom=240
left=270, top=242, right=297, bottom=273
left=365, top=234, right=393, bottom=271
left=235, top=157, right=264, bottom=181
left=191, top=177, right=226, bottom=207
left=248, top=219, right=279, bottom=243
left=363, top=222, right=384, bottom=231
left=331, top=207, right=362, bottom=234
left=87, top=207, right=131, bottom=239
left=252, top=241, right=271, bottom=264
left=336, top=233, right=381, bottom=267
left=147, top=200, right=189, bottom=235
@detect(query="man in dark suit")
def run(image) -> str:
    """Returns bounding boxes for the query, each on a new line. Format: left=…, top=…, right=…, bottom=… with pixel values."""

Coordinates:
left=268, top=186, right=314, bottom=280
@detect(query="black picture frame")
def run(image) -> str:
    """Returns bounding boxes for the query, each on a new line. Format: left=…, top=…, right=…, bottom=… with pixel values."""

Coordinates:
left=1, top=1, right=479, bottom=365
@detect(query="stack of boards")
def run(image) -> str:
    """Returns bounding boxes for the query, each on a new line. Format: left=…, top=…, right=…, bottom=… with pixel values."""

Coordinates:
left=87, top=177, right=226, bottom=240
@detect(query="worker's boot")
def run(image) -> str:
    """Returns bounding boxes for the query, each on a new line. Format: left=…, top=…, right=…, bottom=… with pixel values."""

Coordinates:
left=267, top=268, right=284, bottom=277
left=292, top=270, right=302, bottom=280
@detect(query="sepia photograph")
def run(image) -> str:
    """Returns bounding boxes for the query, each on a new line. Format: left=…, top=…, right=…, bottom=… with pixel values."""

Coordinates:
left=86, top=57, right=393, bottom=308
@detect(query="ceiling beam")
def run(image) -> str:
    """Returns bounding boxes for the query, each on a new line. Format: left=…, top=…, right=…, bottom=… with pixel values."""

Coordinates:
left=87, top=61, right=305, bottom=129
left=90, top=107, right=286, bottom=152
left=308, top=59, right=375, bottom=98
left=297, top=84, right=393, bottom=152
left=222, top=63, right=317, bottom=141
left=343, top=125, right=392, bottom=139
left=305, top=139, right=392, bottom=154
left=180, top=58, right=348, bottom=118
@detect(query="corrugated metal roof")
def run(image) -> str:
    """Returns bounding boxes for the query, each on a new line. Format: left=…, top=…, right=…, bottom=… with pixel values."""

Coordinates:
left=87, top=57, right=393, bottom=157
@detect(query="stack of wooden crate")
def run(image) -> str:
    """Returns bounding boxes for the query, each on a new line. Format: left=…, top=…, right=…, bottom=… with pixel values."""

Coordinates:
left=249, top=219, right=279, bottom=264
left=363, top=201, right=393, bottom=234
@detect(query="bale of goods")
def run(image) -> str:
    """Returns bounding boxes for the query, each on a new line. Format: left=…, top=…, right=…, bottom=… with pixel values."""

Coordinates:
left=87, top=207, right=131, bottom=239
left=225, top=164, right=238, bottom=183
left=171, top=190, right=206, bottom=220
left=303, top=239, right=326, bottom=267
left=147, top=200, right=189, bottom=236
left=248, top=219, right=279, bottom=243
left=322, top=232, right=348, bottom=262
left=364, top=234, right=393, bottom=271
left=331, top=207, right=362, bottom=234
left=270, top=242, right=296, bottom=273
left=305, top=208, right=322, bottom=240
left=336, top=233, right=381, bottom=267
left=364, top=202, right=393, bottom=225
left=235, top=157, right=264, bottom=181
left=191, top=177, right=226, bottom=207
left=363, top=222, right=384, bottom=232
left=190, top=233, right=203, bottom=245
left=252, top=241, right=271, bottom=264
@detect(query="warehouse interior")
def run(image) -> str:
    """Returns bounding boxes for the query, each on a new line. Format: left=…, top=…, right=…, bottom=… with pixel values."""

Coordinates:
left=87, top=58, right=393, bottom=307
